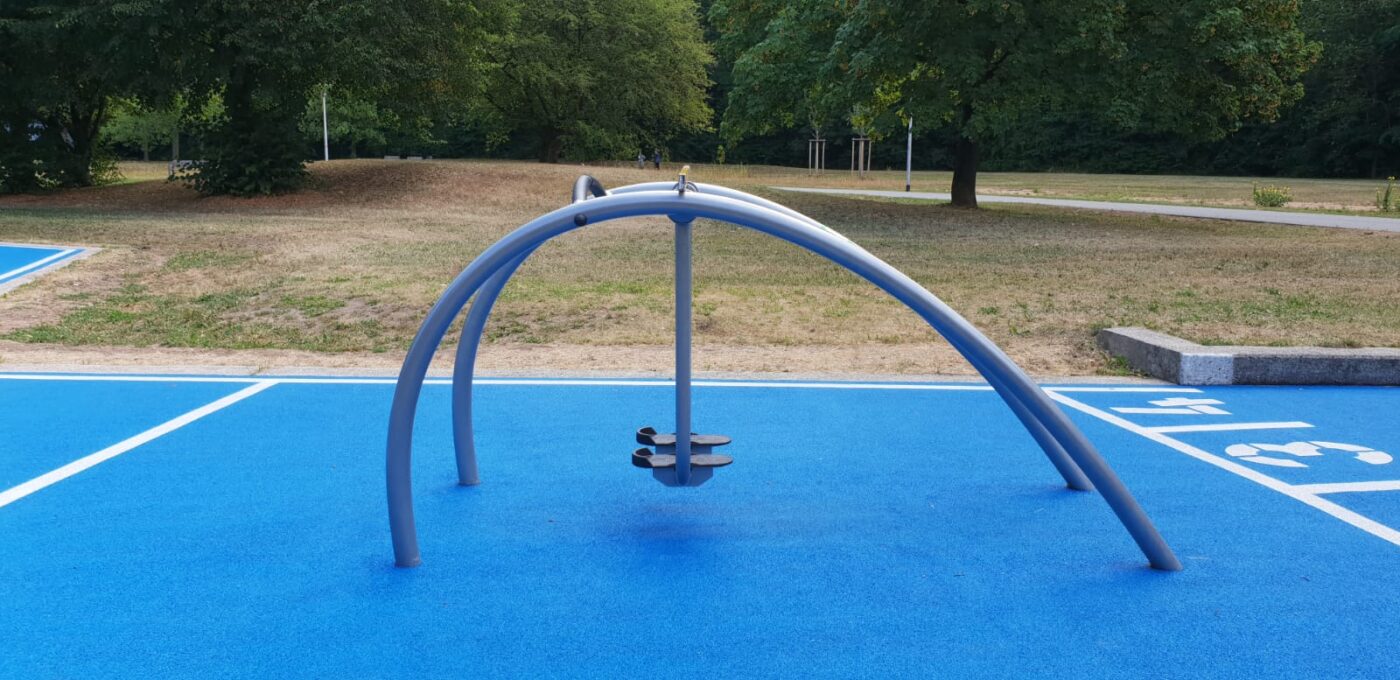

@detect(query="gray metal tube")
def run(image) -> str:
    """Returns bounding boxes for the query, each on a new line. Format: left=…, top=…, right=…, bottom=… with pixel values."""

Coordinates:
left=453, top=177, right=606, bottom=485
left=996, top=388, right=1093, bottom=490
left=387, top=189, right=1178, bottom=570
left=572, top=175, right=607, bottom=203
left=451, top=249, right=535, bottom=485
left=674, top=218, right=693, bottom=485
left=610, top=182, right=832, bottom=233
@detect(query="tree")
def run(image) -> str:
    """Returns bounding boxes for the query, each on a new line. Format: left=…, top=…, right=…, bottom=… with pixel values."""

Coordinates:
left=158, top=0, right=495, bottom=195
left=929, top=2, right=1399, bottom=180
left=716, top=0, right=1318, bottom=207
left=300, top=94, right=387, bottom=159
left=0, top=0, right=162, bottom=191
left=104, top=100, right=180, bottom=161
left=480, top=0, right=714, bottom=163
left=1282, top=1, right=1400, bottom=177
left=711, top=0, right=845, bottom=144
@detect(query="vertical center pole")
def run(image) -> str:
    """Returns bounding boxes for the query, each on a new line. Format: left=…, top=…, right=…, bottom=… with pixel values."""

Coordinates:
left=674, top=217, right=694, bottom=485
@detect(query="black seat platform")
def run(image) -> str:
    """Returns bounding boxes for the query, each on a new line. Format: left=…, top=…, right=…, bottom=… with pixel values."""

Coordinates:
left=633, top=425, right=733, bottom=486
left=632, top=448, right=734, bottom=469
left=636, top=427, right=731, bottom=448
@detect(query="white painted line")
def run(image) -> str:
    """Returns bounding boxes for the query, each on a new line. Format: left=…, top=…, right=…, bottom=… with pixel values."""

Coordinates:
left=0, top=248, right=77, bottom=282
left=1147, top=421, right=1314, bottom=434
left=1048, top=392, right=1400, bottom=547
left=0, top=380, right=277, bottom=509
left=0, top=374, right=992, bottom=389
left=1113, top=407, right=1205, bottom=415
left=1, top=374, right=248, bottom=384
left=1293, top=480, right=1400, bottom=495
left=0, top=372, right=1200, bottom=392
left=482, top=379, right=1001, bottom=390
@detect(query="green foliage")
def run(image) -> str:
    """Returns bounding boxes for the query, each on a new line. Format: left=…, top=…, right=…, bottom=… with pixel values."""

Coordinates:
left=103, top=100, right=178, bottom=161
left=1380, top=177, right=1397, bottom=212
left=0, top=1, right=154, bottom=192
left=971, top=1, right=1400, bottom=179
left=1252, top=183, right=1293, bottom=208
left=169, top=0, right=494, bottom=195
left=711, top=0, right=846, bottom=140
left=1273, top=1, right=1400, bottom=177
left=6, top=0, right=1390, bottom=192
left=183, top=88, right=309, bottom=197
left=300, top=94, right=387, bottom=158
left=479, top=0, right=714, bottom=162
left=714, top=0, right=1318, bottom=205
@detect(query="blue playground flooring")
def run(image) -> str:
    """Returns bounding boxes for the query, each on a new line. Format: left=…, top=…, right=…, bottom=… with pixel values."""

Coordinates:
left=1, top=372, right=1397, bottom=678
left=0, top=243, right=86, bottom=291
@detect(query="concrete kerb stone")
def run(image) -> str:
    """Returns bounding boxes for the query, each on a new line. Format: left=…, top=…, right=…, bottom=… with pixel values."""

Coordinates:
left=1098, top=327, right=1400, bottom=386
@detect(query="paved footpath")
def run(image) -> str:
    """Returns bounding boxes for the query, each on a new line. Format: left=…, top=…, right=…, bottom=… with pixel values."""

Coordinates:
left=774, top=186, right=1400, bottom=233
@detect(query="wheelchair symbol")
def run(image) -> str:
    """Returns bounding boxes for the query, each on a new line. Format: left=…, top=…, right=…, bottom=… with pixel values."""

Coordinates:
left=1224, top=441, right=1393, bottom=469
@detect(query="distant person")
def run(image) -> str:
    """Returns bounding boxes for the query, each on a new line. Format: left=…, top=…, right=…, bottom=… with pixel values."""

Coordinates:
left=637, top=151, right=646, bottom=169
left=653, top=149, right=662, bottom=170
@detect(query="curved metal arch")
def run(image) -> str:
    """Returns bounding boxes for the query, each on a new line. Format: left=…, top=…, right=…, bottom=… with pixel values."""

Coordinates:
left=450, top=183, right=1092, bottom=491
left=388, top=188, right=1181, bottom=571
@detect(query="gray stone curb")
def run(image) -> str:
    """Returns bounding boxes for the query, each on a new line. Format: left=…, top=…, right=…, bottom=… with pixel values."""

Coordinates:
left=1097, top=327, right=1400, bottom=385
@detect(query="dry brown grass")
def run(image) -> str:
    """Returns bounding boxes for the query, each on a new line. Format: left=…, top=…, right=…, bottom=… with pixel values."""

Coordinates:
left=0, top=159, right=1396, bottom=376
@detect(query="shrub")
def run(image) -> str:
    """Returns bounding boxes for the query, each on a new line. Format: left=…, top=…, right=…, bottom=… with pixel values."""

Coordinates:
left=1379, top=177, right=1396, bottom=213
left=1252, top=183, right=1292, bottom=208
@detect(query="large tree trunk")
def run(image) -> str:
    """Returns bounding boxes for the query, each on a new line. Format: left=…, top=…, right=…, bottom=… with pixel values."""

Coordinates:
left=950, top=134, right=979, bottom=209
left=538, top=128, right=563, bottom=163
left=49, top=97, right=106, bottom=187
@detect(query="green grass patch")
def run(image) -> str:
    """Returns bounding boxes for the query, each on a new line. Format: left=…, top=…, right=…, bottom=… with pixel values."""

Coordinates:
left=278, top=294, right=346, bottom=317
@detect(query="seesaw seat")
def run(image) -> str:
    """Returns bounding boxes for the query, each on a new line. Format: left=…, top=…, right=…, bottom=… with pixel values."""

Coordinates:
left=635, top=426, right=731, bottom=449
left=632, top=426, right=733, bottom=487
left=631, top=449, right=734, bottom=469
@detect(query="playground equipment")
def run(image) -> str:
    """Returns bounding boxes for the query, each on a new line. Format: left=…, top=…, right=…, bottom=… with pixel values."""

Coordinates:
left=385, top=170, right=1182, bottom=571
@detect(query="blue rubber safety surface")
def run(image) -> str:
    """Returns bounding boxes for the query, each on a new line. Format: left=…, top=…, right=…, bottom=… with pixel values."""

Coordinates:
left=1, top=373, right=1397, bottom=678
left=0, top=244, right=83, bottom=286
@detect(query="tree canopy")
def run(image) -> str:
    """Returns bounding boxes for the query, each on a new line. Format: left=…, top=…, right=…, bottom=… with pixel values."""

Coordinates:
left=715, top=0, right=1318, bottom=206
left=479, top=0, right=714, bottom=162
left=6, top=0, right=1396, bottom=196
left=164, top=0, right=495, bottom=195
left=0, top=0, right=163, bottom=191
